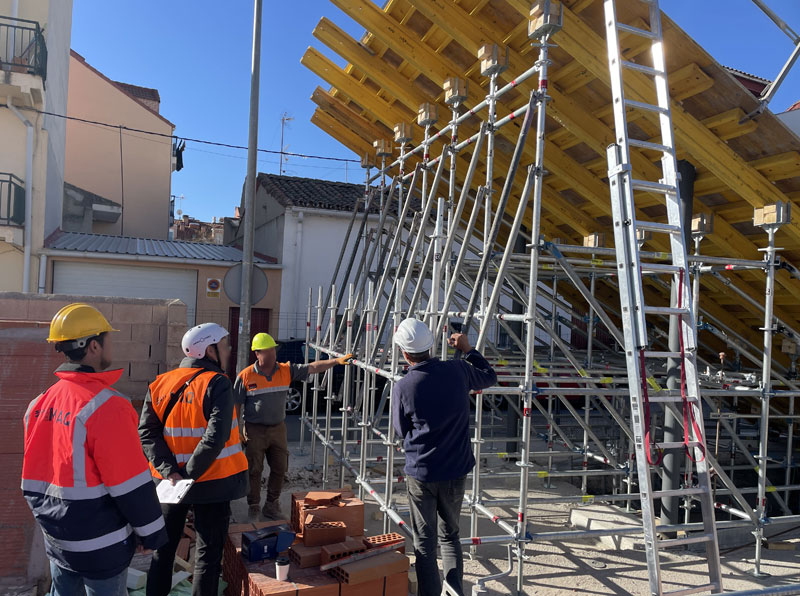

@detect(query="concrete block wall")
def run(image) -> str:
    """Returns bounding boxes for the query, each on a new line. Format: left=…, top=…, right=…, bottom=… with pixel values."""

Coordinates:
left=0, top=292, right=188, bottom=582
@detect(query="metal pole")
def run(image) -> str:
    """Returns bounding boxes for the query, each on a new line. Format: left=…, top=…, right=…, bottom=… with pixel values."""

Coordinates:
left=310, top=287, right=323, bottom=467
left=299, top=288, right=312, bottom=454
left=322, top=285, right=336, bottom=489
left=339, top=284, right=355, bottom=487
left=236, top=0, right=262, bottom=373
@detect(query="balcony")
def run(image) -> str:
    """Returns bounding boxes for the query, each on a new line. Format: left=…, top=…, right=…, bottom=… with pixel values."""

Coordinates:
left=0, top=16, right=47, bottom=106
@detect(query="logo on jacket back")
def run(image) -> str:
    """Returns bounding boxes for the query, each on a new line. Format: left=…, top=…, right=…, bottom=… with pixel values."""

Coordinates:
left=248, top=383, right=258, bottom=390
left=33, top=407, right=71, bottom=427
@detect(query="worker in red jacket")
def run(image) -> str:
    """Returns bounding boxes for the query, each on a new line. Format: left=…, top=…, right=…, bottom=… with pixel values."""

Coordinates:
left=21, top=303, right=167, bottom=596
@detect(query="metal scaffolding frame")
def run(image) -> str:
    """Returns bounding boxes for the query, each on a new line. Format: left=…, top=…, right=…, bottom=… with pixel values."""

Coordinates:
left=293, top=4, right=800, bottom=595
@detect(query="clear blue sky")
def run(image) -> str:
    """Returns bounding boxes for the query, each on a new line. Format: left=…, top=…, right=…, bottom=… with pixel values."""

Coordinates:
left=70, top=1, right=800, bottom=224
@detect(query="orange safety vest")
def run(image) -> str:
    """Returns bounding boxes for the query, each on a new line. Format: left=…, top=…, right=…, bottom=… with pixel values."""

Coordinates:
left=238, top=362, right=292, bottom=397
left=148, top=368, right=247, bottom=483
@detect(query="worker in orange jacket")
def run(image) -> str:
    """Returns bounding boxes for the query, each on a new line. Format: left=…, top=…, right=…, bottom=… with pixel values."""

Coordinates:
left=22, top=303, right=167, bottom=596
left=139, top=322, right=247, bottom=596
left=233, top=332, right=352, bottom=520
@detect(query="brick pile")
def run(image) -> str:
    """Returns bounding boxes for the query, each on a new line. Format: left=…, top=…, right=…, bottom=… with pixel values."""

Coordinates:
left=223, top=489, right=409, bottom=595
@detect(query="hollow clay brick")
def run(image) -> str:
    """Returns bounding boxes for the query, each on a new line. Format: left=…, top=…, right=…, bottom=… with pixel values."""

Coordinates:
left=303, top=521, right=347, bottom=547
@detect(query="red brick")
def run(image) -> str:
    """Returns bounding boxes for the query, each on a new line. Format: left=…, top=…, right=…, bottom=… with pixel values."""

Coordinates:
left=289, top=544, right=322, bottom=568
left=340, top=576, right=383, bottom=596
left=385, top=571, right=409, bottom=596
left=297, top=497, right=364, bottom=537
left=364, top=533, right=406, bottom=554
left=304, top=521, right=347, bottom=547
left=328, top=550, right=409, bottom=585
left=320, top=537, right=367, bottom=565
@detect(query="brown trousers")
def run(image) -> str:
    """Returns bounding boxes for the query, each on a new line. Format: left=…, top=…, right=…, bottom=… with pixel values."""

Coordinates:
left=244, top=421, right=289, bottom=506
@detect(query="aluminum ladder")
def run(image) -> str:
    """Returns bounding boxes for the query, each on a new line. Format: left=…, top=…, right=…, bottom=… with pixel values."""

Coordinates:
left=602, top=0, right=723, bottom=594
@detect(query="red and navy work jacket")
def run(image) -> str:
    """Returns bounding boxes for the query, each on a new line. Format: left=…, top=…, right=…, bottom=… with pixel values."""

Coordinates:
left=21, top=366, right=167, bottom=579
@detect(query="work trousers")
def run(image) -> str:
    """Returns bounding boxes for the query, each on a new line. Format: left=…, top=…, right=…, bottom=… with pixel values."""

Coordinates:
left=406, top=474, right=467, bottom=596
left=245, top=421, right=289, bottom=505
left=49, top=561, right=127, bottom=596
left=146, top=500, right=231, bottom=596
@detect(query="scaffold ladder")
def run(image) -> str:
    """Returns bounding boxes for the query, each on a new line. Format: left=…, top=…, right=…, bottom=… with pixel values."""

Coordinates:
left=603, top=1, right=722, bottom=594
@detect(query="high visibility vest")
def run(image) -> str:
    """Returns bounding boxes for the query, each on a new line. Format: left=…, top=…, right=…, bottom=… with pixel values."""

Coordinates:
left=148, top=368, right=247, bottom=483
left=238, top=362, right=292, bottom=395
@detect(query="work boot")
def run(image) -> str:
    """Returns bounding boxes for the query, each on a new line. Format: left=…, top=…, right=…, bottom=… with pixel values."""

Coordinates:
left=247, top=504, right=260, bottom=521
left=261, top=499, right=285, bottom=521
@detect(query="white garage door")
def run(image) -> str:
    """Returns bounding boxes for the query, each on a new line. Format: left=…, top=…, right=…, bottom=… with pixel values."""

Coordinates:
left=53, top=261, right=197, bottom=325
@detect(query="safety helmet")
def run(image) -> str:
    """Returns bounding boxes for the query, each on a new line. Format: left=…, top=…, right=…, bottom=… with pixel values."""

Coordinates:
left=47, top=303, right=117, bottom=348
left=182, top=323, right=229, bottom=359
left=251, top=332, right=277, bottom=351
left=393, top=318, right=434, bottom=353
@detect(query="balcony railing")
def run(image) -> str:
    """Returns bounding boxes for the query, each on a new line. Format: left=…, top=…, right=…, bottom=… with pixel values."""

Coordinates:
left=0, top=16, right=47, bottom=81
left=0, top=173, right=25, bottom=226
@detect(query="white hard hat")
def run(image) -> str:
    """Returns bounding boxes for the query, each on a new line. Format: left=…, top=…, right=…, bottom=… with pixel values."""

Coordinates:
left=182, top=323, right=229, bottom=359
left=394, top=318, right=434, bottom=353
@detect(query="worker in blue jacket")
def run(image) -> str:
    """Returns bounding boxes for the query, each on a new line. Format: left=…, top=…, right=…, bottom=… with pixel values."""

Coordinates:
left=391, top=318, right=496, bottom=596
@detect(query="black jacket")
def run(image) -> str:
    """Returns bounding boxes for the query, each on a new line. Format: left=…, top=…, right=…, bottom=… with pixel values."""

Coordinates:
left=138, top=357, right=248, bottom=504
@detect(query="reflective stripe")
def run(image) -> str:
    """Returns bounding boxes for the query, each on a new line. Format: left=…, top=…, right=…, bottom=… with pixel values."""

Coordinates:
left=21, top=478, right=108, bottom=500
left=45, top=525, right=132, bottom=553
left=23, top=393, right=45, bottom=432
left=133, top=516, right=165, bottom=537
left=106, top=469, right=153, bottom=498
left=246, top=386, right=288, bottom=397
left=173, top=442, right=243, bottom=464
left=72, top=389, right=115, bottom=488
left=164, top=426, right=205, bottom=438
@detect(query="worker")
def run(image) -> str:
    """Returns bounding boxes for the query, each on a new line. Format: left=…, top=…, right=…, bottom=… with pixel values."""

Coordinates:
left=139, top=323, right=247, bottom=596
left=22, top=303, right=167, bottom=596
left=233, top=332, right=353, bottom=520
left=391, top=318, right=496, bottom=596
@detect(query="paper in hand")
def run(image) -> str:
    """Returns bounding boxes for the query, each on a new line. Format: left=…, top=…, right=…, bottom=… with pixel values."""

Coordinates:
left=156, top=478, right=194, bottom=504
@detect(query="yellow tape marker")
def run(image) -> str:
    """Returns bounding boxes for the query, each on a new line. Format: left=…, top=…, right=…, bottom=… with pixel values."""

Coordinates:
left=543, top=264, right=554, bottom=270
left=657, top=252, right=669, bottom=260
left=591, top=258, right=603, bottom=266
left=582, top=495, right=595, bottom=503
left=599, top=376, right=613, bottom=384
left=497, top=452, right=508, bottom=458
left=646, top=377, right=662, bottom=392
left=537, top=471, right=549, bottom=478
left=766, top=485, right=776, bottom=493
left=533, top=360, right=549, bottom=374
left=578, top=368, right=589, bottom=378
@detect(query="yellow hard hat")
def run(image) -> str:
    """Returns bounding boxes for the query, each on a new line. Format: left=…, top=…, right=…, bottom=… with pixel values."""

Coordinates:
left=251, top=332, right=278, bottom=351
left=47, top=303, right=117, bottom=343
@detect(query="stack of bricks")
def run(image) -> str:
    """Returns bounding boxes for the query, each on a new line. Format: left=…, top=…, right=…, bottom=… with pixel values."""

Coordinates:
left=222, top=487, right=409, bottom=596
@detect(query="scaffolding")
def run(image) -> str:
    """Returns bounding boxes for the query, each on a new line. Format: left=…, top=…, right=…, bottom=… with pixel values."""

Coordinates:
left=296, top=2, right=800, bottom=594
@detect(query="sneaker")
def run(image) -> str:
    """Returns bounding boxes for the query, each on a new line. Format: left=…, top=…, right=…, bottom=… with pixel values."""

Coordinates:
left=261, top=500, right=285, bottom=521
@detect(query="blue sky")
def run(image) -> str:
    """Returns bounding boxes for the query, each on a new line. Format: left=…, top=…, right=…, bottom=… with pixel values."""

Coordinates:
left=70, top=1, right=800, bottom=223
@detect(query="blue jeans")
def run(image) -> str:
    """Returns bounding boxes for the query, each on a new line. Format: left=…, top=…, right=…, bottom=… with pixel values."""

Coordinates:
left=406, top=474, right=467, bottom=596
left=49, top=561, right=128, bottom=596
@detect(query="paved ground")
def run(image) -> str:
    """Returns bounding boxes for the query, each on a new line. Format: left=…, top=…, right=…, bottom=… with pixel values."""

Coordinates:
left=232, top=437, right=800, bottom=595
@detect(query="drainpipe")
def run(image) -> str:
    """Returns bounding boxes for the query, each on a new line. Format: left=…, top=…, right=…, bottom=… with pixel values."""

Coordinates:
left=294, top=210, right=304, bottom=336
left=37, top=254, right=47, bottom=293
left=8, top=97, right=34, bottom=293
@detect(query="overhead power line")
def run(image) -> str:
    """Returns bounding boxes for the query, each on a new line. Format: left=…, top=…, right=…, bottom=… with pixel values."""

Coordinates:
left=1, top=104, right=361, bottom=164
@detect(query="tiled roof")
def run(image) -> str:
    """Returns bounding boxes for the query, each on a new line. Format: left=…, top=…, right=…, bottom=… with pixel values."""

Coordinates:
left=46, top=231, right=273, bottom=263
left=257, top=173, right=414, bottom=214
left=112, top=81, right=161, bottom=103
left=723, top=66, right=771, bottom=84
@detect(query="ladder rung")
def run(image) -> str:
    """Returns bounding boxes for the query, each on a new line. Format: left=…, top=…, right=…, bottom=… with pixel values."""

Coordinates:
left=636, top=221, right=681, bottom=234
left=621, top=61, right=666, bottom=78
left=652, top=487, right=706, bottom=499
left=628, top=138, right=674, bottom=153
left=646, top=394, right=699, bottom=404
left=644, top=305, right=690, bottom=316
left=630, top=178, right=678, bottom=194
left=643, top=350, right=682, bottom=358
left=617, top=23, right=658, bottom=40
left=653, top=441, right=702, bottom=450
left=659, top=532, right=713, bottom=549
left=664, top=583, right=720, bottom=596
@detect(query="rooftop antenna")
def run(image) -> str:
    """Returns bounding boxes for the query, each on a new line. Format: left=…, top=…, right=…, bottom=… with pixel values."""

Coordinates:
left=280, top=112, right=294, bottom=175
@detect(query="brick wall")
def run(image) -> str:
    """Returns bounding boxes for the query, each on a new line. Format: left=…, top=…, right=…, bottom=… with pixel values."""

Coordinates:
left=0, top=292, right=188, bottom=582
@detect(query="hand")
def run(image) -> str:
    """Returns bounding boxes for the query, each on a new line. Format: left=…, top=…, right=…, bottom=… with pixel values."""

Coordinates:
left=336, top=353, right=354, bottom=365
left=167, top=473, right=183, bottom=486
left=136, top=545, right=153, bottom=555
left=448, top=333, right=471, bottom=353
left=241, top=425, right=248, bottom=445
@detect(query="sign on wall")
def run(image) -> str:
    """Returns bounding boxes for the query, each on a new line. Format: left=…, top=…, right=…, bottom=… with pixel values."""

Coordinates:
left=207, top=278, right=221, bottom=298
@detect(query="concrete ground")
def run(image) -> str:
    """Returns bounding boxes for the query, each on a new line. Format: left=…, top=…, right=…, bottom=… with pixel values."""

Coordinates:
left=233, top=434, right=800, bottom=595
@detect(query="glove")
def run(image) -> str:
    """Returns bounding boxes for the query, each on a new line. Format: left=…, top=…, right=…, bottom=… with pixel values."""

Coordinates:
left=336, top=353, right=354, bottom=365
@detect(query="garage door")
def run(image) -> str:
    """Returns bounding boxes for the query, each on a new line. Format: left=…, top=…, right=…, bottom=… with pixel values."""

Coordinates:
left=53, top=261, right=197, bottom=325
